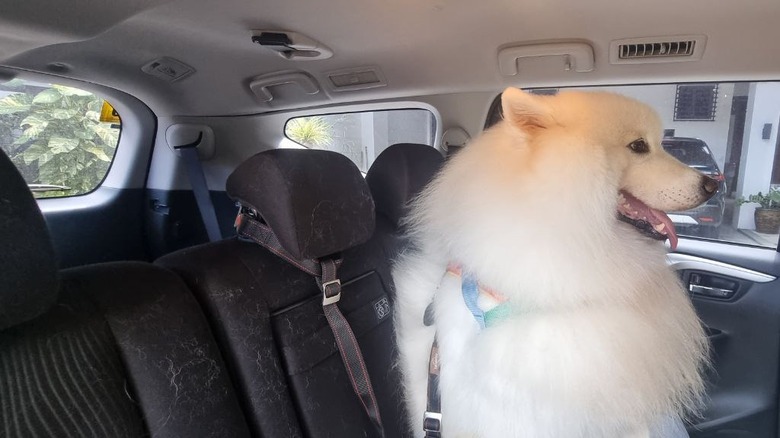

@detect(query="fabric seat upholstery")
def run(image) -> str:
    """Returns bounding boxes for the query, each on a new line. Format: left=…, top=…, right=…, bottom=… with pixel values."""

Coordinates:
left=365, top=143, right=445, bottom=227
left=0, top=150, right=250, bottom=437
left=157, top=149, right=408, bottom=437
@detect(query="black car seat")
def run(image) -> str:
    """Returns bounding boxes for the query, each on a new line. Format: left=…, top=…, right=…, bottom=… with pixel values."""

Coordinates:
left=0, top=149, right=250, bottom=437
left=365, top=143, right=445, bottom=230
left=157, top=149, right=407, bottom=437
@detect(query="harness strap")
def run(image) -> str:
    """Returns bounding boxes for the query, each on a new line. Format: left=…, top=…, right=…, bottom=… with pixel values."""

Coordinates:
left=236, top=211, right=384, bottom=437
left=461, top=274, right=485, bottom=329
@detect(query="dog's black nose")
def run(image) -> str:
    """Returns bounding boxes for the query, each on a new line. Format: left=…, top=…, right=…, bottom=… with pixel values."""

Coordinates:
left=701, top=176, right=719, bottom=196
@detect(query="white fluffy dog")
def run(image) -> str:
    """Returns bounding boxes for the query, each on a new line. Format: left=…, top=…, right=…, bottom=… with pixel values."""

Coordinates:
left=393, top=88, right=714, bottom=437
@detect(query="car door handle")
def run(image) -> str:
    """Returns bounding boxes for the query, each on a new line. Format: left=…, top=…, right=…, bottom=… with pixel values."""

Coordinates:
left=688, top=272, right=739, bottom=299
left=689, top=284, right=735, bottom=299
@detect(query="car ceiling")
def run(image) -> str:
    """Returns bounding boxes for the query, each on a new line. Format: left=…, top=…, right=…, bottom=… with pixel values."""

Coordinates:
left=1, top=0, right=778, bottom=117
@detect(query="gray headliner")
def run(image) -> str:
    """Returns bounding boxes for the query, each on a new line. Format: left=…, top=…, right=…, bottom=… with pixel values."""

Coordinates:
left=2, top=0, right=779, bottom=117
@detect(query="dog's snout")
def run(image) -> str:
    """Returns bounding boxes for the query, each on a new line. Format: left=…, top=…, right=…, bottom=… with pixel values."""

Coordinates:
left=701, top=176, right=719, bottom=197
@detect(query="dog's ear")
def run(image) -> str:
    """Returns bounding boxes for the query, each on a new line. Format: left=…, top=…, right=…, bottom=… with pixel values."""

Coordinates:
left=501, top=87, right=552, bottom=130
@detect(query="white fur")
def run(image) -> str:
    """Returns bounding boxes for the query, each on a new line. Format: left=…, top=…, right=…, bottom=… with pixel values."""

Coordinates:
left=393, top=89, right=709, bottom=437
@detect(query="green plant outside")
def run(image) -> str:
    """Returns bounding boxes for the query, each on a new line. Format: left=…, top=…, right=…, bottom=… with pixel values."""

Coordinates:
left=737, top=187, right=780, bottom=209
left=0, top=80, right=121, bottom=198
left=285, top=116, right=333, bottom=148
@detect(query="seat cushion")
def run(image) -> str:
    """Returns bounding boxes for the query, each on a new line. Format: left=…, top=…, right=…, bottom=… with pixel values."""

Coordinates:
left=159, top=240, right=306, bottom=438
left=0, top=262, right=251, bottom=438
left=157, top=219, right=407, bottom=438
left=0, top=284, right=145, bottom=437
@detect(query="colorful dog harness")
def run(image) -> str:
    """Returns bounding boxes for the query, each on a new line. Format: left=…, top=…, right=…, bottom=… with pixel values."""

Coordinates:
left=423, top=265, right=511, bottom=437
left=446, top=264, right=511, bottom=329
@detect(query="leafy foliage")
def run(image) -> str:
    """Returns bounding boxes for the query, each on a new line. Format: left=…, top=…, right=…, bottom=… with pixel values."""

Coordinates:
left=286, top=116, right=333, bottom=148
left=737, top=188, right=780, bottom=209
left=0, top=82, right=120, bottom=198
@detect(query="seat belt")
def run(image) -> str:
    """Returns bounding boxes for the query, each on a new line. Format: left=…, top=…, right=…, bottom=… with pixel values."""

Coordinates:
left=423, top=303, right=442, bottom=437
left=234, top=209, right=385, bottom=437
left=173, top=132, right=222, bottom=242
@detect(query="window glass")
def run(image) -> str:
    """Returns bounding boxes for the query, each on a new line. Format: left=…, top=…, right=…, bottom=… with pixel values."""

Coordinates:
left=283, top=109, right=436, bottom=172
left=0, top=78, right=121, bottom=198
left=485, top=82, right=780, bottom=249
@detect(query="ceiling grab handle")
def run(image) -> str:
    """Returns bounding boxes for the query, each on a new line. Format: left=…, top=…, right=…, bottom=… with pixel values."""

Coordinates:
left=498, top=42, right=595, bottom=76
left=248, top=71, right=321, bottom=102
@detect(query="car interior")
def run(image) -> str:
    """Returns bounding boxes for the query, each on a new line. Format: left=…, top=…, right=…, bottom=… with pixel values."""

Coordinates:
left=1, top=0, right=780, bottom=437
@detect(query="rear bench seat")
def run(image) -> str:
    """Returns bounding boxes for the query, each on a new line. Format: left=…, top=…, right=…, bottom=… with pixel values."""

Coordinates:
left=157, top=144, right=443, bottom=437
left=0, top=150, right=250, bottom=437
left=0, top=141, right=443, bottom=438
left=157, top=149, right=407, bottom=437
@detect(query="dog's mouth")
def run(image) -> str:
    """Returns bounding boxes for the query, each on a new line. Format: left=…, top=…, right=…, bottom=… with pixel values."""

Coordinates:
left=617, top=190, right=678, bottom=250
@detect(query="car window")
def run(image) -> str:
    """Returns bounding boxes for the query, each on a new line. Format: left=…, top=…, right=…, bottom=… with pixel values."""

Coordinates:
left=485, top=82, right=780, bottom=249
left=0, top=78, right=121, bottom=198
left=283, top=109, right=436, bottom=172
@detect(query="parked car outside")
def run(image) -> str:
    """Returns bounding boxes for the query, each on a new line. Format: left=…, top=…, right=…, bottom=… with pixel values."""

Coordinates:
left=663, top=137, right=726, bottom=238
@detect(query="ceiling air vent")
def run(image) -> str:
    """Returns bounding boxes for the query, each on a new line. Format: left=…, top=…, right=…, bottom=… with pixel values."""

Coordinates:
left=326, top=67, right=387, bottom=92
left=619, top=41, right=695, bottom=59
left=610, top=36, right=706, bottom=64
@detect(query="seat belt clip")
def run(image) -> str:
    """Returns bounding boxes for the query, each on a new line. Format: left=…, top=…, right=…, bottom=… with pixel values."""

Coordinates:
left=423, top=411, right=442, bottom=436
left=321, top=279, right=341, bottom=305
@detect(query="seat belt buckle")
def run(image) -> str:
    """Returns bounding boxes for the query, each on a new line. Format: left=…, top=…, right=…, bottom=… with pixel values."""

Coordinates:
left=321, top=279, right=341, bottom=305
left=423, top=411, right=442, bottom=435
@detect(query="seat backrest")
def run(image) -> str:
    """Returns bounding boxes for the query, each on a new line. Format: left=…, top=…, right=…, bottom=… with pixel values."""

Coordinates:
left=366, top=143, right=445, bottom=228
left=157, top=148, right=408, bottom=437
left=0, top=150, right=250, bottom=437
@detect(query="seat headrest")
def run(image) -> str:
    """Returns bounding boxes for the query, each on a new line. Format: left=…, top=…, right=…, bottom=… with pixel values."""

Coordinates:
left=226, top=149, right=375, bottom=260
left=366, top=143, right=444, bottom=225
left=0, top=149, right=58, bottom=330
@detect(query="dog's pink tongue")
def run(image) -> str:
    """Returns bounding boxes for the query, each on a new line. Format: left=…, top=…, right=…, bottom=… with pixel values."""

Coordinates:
left=650, top=208, right=678, bottom=250
left=618, top=190, right=679, bottom=250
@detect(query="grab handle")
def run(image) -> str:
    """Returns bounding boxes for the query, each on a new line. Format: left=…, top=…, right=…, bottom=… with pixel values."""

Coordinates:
left=498, top=42, right=595, bottom=75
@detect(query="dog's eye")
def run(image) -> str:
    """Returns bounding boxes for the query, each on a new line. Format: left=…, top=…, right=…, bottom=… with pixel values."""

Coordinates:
left=627, top=139, right=650, bottom=154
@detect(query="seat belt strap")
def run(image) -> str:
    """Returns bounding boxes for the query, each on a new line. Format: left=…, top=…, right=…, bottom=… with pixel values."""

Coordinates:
left=235, top=211, right=321, bottom=275
left=235, top=210, right=385, bottom=437
left=424, top=337, right=442, bottom=438
left=423, top=302, right=442, bottom=437
left=174, top=132, right=222, bottom=242
left=319, top=258, right=385, bottom=437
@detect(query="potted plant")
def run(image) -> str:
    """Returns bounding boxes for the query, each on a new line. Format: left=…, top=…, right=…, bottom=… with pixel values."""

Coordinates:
left=737, top=188, right=780, bottom=234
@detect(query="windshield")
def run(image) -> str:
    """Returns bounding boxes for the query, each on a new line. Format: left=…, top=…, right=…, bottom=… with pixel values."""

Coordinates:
left=662, top=141, right=719, bottom=171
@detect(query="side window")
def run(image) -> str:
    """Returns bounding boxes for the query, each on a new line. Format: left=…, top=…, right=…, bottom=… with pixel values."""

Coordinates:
left=485, top=82, right=780, bottom=249
left=0, top=78, right=121, bottom=198
left=283, top=109, right=436, bottom=172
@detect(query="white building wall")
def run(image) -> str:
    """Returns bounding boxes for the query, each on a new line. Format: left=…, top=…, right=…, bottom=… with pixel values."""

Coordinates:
left=734, top=82, right=780, bottom=229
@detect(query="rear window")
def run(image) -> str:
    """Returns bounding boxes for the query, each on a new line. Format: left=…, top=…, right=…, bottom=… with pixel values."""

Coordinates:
left=0, top=78, right=121, bottom=198
left=283, top=108, right=436, bottom=172
left=485, top=82, right=780, bottom=249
